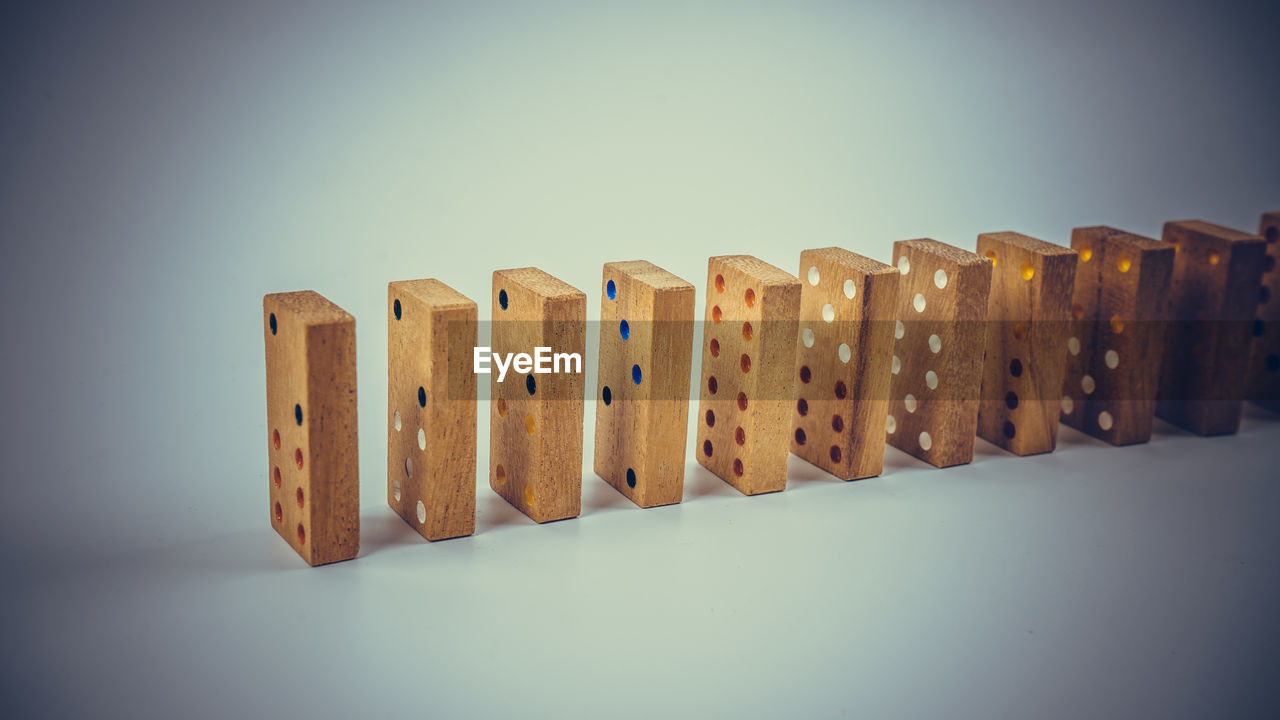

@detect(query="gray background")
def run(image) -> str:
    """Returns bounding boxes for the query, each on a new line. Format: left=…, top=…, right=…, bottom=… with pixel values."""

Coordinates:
left=3, top=1, right=1278, bottom=718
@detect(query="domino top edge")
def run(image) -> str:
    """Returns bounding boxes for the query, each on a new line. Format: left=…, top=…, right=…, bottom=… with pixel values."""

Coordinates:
left=604, top=260, right=694, bottom=291
left=804, top=246, right=897, bottom=274
left=709, top=255, right=799, bottom=285
left=1163, top=219, right=1264, bottom=244
left=1072, top=226, right=1167, bottom=252
left=896, top=238, right=990, bottom=266
left=977, top=231, right=1076, bottom=256
left=494, top=267, right=586, bottom=300
left=389, top=278, right=475, bottom=309
left=263, top=290, right=353, bottom=325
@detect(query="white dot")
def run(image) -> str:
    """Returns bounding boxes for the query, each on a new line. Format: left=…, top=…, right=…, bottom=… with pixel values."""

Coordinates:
left=925, top=370, right=938, bottom=390
left=895, top=320, right=905, bottom=339
left=404, top=457, right=413, bottom=478
left=843, top=279, right=856, bottom=299
left=919, top=431, right=933, bottom=451
left=913, top=293, right=926, bottom=313
left=393, top=410, right=401, bottom=431
left=886, top=415, right=897, bottom=434
left=802, top=328, right=815, bottom=348
left=417, top=428, right=426, bottom=451
left=928, top=334, right=941, bottom=354
left=934, top=269, right=948, bottom=289
left=1082, top=375, right=1096, bottom=395
left=898, top=256, right=911, bottom=274
left=905, top=394, right=918, bottom=413
left=822, top=303, right=835, bottom=323
left=1067, top=337, right=1080, bottom=356
left=838, top=343, right=851, bottom=363
left=1098, top=411, right=1114, bottom=430
left=416, top=500, right=427, bottom=524
left=808, top=266, right=820, bottom=286
left=1061, top=395, right=1075, bottom=415
left=1105, top=349, right=1119, bottom=369
left=392, top=480, right=402, bottom=502
left=891, top=355, right=901, bottom=375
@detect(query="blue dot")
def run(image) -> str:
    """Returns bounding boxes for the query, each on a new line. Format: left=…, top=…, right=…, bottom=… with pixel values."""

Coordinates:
left=393, top=299, right=402, bottom=320
left=602, top=386, right=612, bottom=405
left=606, top=279, right=616, bottom=300
left=619, top=319, right=630, bottom=340
left=294, top=404, right=302, bottom=425
left=526, top=374, right=536, bottom=396
left=632, top=364, right=642, bottom=385
left=418, top=387, right=426, bottom=407
left=269, top=313, right=277, bottom=335
left=626, top=468, right=636, bottom=488
left=498, top=289, right=508, bottom=310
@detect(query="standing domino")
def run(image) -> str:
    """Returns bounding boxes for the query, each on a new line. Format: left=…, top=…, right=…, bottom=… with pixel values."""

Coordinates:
left=594, top=261, right=695, bottom=507
left=1246, top=211, right=1280, bottom=413
left=490, top=268, right=587, bottom=522
left=263, top=291, right=359, bottom=566
left=792, top=247, right=899, bottom=480
left=886, top=240, right=992, bottom=468
left=1156, top=220, right=1267, bottom=435
left=697, top=256, right=800, bottom=495
left=975, top=232, right=1078, bottom=455
left=388, top=279, right=477, bottom=540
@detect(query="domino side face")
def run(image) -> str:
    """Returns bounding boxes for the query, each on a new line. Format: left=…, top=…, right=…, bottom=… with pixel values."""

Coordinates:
left=594, top=261, right=695, bottom=508
left=1060, top=227, right=1174, bottom=445
left=1156, top=220, right=1267, bottom=435
left=976, top=232, right=1078, bottom=455
left=1246, top=211, right=1280, bottom=413
left=263, top=291, right=359, bottom=566
left=490, top=268, right=586, bottom=522
left=388, top=279, right=477, bottom=541
left=696, top=255, right=800, bottom=495
left=792, top=247, right=899, bottom=480
left=886, top=239, right=992, bottom=468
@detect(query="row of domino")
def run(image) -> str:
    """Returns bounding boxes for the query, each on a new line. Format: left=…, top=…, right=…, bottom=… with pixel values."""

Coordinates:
left=262, top=214, right=1280, bottom=566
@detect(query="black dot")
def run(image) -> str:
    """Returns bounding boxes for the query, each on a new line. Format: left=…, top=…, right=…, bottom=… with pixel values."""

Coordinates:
left=418, top=387, right=426, bottom=407
left=796, top=398, right=808, bottom=417
left=602, top=386, right=612, bottom=405
left=393, top=299, right=402, bottom=320
left=1005, top=391, right=1019, bottom=410
left=829, top=445, right=842, bottom=463
left=794, top=428, right=806, bottom=445
left=799, top=366, right=811, bottom=384
left=269, top=313, right=277, bottom=335
left=294, top=404, right=302, bottom=426
left=705, top=409, right=715, bottom=427
left=834, top=380, right=847, bottom=399
left=498, top=289, right=509, bottom=310
left=831, top=415, right=844, bottom=433
left=1254, top=319, right=1265, bottom=337
left=526, top=374, right=536, bottom=396
left=1002, top=421, right=1016, bottom=439
left=703, top=439, right=713, bottom=457
left=1267, top=354, right=1280, bottom=372
left=1009, top=358, right=1023, bottom=377
left=626, top=468, right=636, bottom=488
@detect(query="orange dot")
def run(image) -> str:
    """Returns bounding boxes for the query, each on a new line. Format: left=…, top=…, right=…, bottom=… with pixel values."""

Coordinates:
left=296, top=523, right=305, bottom=544
left=296, top=487, right=304, bottom=509
left=1079, top=246, right=1093, bottom=262
left=272, top=429, right=281, bottom=450
left=1013, top=322, right=1028, bottom=340
left=740, top=353, right=751, bottom=373
left=1110, top=314, right=1125, bottom=334
left=715, top=274, right=725, bottom=293
left=1208, top=252, right=1220, bottom=265
left=732, top=458, right=744, bottom=477
left=495, top=464, right=507, bottom=485
left=524, top=414, right=535, bottom=434
left=984, top=249, right=998, bottom=266
left=737, top=391, right=748, bottom=411
left=1071, top=304, right=1085, bottom=320
left=744, top=288, right=756, bottom=308
left=734, top=427, right=745, bottom=446
left=273, top=502, right=282, bottom=523
left=273, top=466, right=281, bottom=489
left=712, top=305, right=723, bottom=323
left=294, top=448, right=303, bottom=470
left=742, top=321, right=753, bottom=341
left=709, top=338, right=720, bottom=357
left=1020, top=262, right=1035, bottom=281
left=1117, top=255, right=1132, bottom=273
left=497, top=397, right=508, bottom=417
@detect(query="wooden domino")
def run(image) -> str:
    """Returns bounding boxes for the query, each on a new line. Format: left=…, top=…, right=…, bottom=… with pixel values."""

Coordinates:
left=594, top=261, right=695, bottom=507
left=1246, top=211, right=1280, bottom=413
left=975, top=232, right=1078, bottom=455
left=1156, top=220, right=1267, bottom=435
left=886, top=240, right=992, bottom=468
left=792, top=247, right=899, bottom=480
left=387, top=279, right=477, bottom=540
left=490, top=268, right=586, bottom=522
left=1060, top=227, right=1175, bottom=445
left=696, top=256, right=800, bottom=495
left=263, top=291, right=359, bottom=566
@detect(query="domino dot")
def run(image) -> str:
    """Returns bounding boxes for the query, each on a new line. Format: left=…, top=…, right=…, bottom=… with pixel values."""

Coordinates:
left=405, top=457, right=413, bottom=478
left=607, top=279, right=616, bottom=300
left=919, top=431, right=933, bottom=451
left=526, top=374, right=536, bottom=396
left=392, top=481, right=401, bottom=502
left=273, top=466, right=282, bottom=489
left=273, top=428, right=281, bottom=449
left=913, top=293, right=926, bottom=313
left=632, top=364, right=642, bottom=384
left=1208, top=252, right=1220, bottom=266
left=1068, top=337, right=1080, bottom=356
left=1110, top=315, right=1125, bottom=334
left=416, top=500, right=427, bottom=524
left=1013, top=323, right=1027, bottom=341
left=498, top=289, right=509, bottom=310
left=737, top=391, right=749, bottom=411
left=895, top=320, right=905, bottom=339
left=898, top=256, right=910, bottom=274
left=274, top=502, right=282, bottom=523
left=808, top=266, right=821, bottom=285
left=732, top=458, right=744, bottom=477
left=925, top=370, right=938, bottom=390
left=742, top=321, right=753, bottom=341
left=1079, top=246, right=1093, bottom=262
left=715, top=274, right=725, bottom=293
left=394, top=409, right=403, bottom=430
left=984, top=249, right=998, bottom=265
left=934, top=269, right=948, bottom=289
left=269, top=313, right=277, bottom=334
left=1005, top=391, right=1018, bottom=410
left=740, top=354, right=751, bottom=374
left=802, top=328, right=815, bottom=348
left=710, top=338, right=720, bottom=357
left=886, top=415, right=897, bottom=434
left=1071, top=304, right=1085, bottom=320
left=296, top=487, right=304, bottom=509
left=708, top=376, right=719, bottom=394
left=1082, top=374, right=1096, bottom=395
left=1020, top=262, right=1035, bottom=281
left=1061, top=395, right=1074, bottom=415
left=891, top=355, right=901, bottom=375
left=1255, top=319, right=1265, bottom=337
left=295, top=448, right=304, bottom=470
left=797, top=398, right=809, bottom=416
left=602, top=386, right=611, bottom=406
left=1098, top=411, right=1114, bottom=431
left=838, top=343, right=851, bottom=364
left=831, top=415, right=844, bottom=433
left=799, top=366, right=811, bottom=383
left=744, top=288, right=756, bottom=308
left=928, top=334, right=941, bottom=354
left=295, top=403, right=303, bottom=425
left=1261, top=286, right=1271, bottom=304
left=1266, top=354, right=1279, bottom=372
left=494, top=464, right=505, bottom=484
left=1267, top=227, right=1278, bottom=243
left=1265, top=255, right=1276, bottom=273
left=524, top=414, right=535, bottom=434
left=626, top=468, right=636, bottom=489
left=418, top=387, right=426, bottom=407
left=417, top=428, right=426, bottom=450
left=524, top=486, right=536, bottom=506
left=795, top=428, right=807, bottom=445
left=829, top=445, right=842, bottom=463
left=705, top=409, right=715, bottom=427
left=497, top=397, right=508, bottom=416
left=834, top=380, right=847, bottom=399
left=1009, top=358, right=1023, bottom=377
left=297, top=523, right=306, bottom=544
left=619, top=319, right=630, bottom=340
left=844, top=279, right=856, bottom=299
left=905, top=394, right=917, bottom=413
left=822, top=303, right=835, bottom=323
left=393, top=299, right=402, bottom=320
left=735, top=427, right=745, bottom=446
left=1117, top=255, right=1132, bottom=273
left=1105, top=350, right=1120, bottom=369
left=1003, top=421, right=1016, bottom=439
left=713, top=306, right=723, bottom=323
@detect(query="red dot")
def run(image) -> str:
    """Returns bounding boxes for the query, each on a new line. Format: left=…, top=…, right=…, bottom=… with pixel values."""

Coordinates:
left=705, top=409, right=715, bottom=427
left=709, top=338, right=720, bottom=357
left=734, top=427, right=745, bottom=446
left=732, top=458, right=744, bottom=476
left=708, top=376, right=718, bottom=395
left=737, top=392, right=748, bottom=411
left=831, top=415, right=844, bottom=433
left=834, top=381, right=847, bottom=399
left=740, top=353, right=751, bottom=373
left=829, top=445, right=842, bottom=463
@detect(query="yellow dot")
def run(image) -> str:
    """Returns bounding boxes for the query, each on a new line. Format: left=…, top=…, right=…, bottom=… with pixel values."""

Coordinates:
left=1117, top=255, right=1132, bottom=273
left=524, top=413, right=535, bottom=434
left=495, top=464, right=506, bottom=485
left=524, top=485, right=535, bottom=505
left=1208, top=252, right=1220, bottom=265
left=496, top=397, right=507, bottom=417
left=984, top=249, right=998, bottom=266
left=1110, top=314, right=1125, bottom=334
left=1079, top=246, right=1093, bottom=262
left=1020, top=262, right=1035, bottom=281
